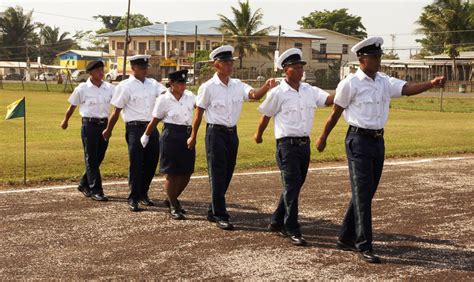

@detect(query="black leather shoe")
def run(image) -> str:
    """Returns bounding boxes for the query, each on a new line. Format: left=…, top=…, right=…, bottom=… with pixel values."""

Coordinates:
left=140, top=197, right=155, bottom=206
left=268, top=223, right=287, bottom=237
left=216, top=220, right=234, bottom=230
left=91, top=193, right=108, bottom=201
left=207, top=214, right=217, bottom=222
left=337, top=240, right=358, bottom=252
left=359, top=250, right=381, bottom=264
left=128, top=201, right=140, bottom=212
left=77, top=185, right=91, bottom=197
left=170, top=208, right=185, bottom=220
left=288, top=235, right=307, bottom=246
left=164, top=199, right=186, bottom=214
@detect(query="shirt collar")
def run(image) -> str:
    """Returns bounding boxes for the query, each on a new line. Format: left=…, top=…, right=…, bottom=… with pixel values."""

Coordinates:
left=280, top=79, right=301, bottom=92
left=86, top=77, right=104, bottom=89
left=129, top=74, right=149, bottom=85
left=212, top=72, right=233, bottom=86
left=356, top=68, right=380, bottom=81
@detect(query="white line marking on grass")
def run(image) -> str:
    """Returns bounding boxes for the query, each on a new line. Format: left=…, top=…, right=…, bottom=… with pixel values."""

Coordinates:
left=0, top=156, right=472, bottom=195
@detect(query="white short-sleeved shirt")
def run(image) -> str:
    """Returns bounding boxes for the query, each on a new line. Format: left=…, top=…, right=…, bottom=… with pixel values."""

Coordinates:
left=152, top=89, right=195, bottom=126
left=334, top=68, right=406, bottom=130
left=196, top=73, right=253, bottom=127
left=68, top=78, right=115, bottom=118
left=111, top=75, right=167, bottom=122
left=258, top=80, right=329, bottom=139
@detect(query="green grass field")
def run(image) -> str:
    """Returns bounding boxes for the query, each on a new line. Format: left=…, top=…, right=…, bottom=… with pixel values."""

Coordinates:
left=1, top=89, right=473, bottom=184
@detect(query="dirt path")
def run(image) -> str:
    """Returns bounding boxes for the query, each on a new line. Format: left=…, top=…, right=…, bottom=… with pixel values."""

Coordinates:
left=1, top=156, right=473, bottom=279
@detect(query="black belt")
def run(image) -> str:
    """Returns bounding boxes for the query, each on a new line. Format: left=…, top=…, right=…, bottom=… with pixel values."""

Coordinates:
left=207, top=123, right=237, bottom=132
left=126, top=121, right=150, bottom=126
left=277, top=136, right=310, bottom=146
left=82, top=117, right=107, bottom=124
left=163, top=123, right=192, bottom=133
left=349, top=125, right=384, bottom=138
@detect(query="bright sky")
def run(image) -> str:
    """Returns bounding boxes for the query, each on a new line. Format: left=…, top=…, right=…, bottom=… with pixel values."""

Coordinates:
left=1, top=0, right=434, bottom=59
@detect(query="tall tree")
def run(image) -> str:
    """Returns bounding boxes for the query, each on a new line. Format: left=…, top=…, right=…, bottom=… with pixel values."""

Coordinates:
left=416, top=0, right=474, bottom=55
left=39, top=25, right=74, bottom=64
left=416, top=0, right=474, bottom=79
left=297, top=8, right=367, bottom=39
left=93, top=15, right=122, bottom=34
left=0, top=6, right=37, bottom=61
left=217, top=0, right=273, bottom=69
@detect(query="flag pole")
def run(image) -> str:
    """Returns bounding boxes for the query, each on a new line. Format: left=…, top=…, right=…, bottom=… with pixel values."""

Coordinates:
left=23, top=96, right=26, bottom=185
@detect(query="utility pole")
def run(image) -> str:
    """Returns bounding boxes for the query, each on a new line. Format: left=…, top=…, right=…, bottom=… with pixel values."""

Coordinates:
left=164, top=22, right=168, bottom=59
left=193, top=25, right=197, bottom=86
left=122, top=0, right=132, bottom=81
left=274, top=25, right=281, bottom=76
left=390, top=33, right=396, bottom=53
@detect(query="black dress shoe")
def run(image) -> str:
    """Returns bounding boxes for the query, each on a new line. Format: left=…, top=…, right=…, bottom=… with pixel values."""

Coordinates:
left=288, top=235, right=307, bottom=246
left=337, top=240, right=358, bottom=252
left=207, top=214, right=217, bottom=222
left=140, top=197, right=155, bottom=206
left=170, top=208, right=185, bottom=220
left=216, top=220, right=234, bottom=230
left=359, top=250, right=381, bottom=264
left=164, top=199, right=186, bottom=214
left=77, top=185, right=91, bottom=197
left=128, top=201, right=140, bottom=212
left=91, top=193, right=108, bottom=201
left=268, top=223, right=287, bottom=237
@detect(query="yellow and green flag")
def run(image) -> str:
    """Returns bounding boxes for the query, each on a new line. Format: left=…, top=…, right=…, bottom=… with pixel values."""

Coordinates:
left=5, top=97, right=25, bottom=120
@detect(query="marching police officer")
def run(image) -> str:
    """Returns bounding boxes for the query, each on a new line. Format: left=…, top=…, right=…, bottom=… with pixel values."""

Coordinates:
left=61, top=60, right=114, bottom=201
left=255, top=48, right=334, bottom=246
left=316, top=37, right=444, bottom=263
left=187, top=45, right=277, bottom=230
left=140, top=70, right=195, bottom=220
left=102, top=55, right=167, bottom=212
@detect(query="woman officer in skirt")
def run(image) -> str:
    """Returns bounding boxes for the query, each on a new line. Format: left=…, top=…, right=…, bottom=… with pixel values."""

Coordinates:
left=140, top=70, right=195, bottom=220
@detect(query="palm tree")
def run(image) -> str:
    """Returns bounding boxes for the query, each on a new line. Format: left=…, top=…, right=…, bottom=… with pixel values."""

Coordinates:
left=0, top=6, right=36, bottom=61
left=416, top=0, right=474, bottom=80
left=217, top=0, right=274, bottom=69
left=39, top=25, right=74, bottom=64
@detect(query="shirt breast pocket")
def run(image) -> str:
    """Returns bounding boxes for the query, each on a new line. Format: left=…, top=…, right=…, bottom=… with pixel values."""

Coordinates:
left=355, top=95, right=375, bottom=117
left=281, top=104, right=300, bottom=123
left=210, top=99, right=227, bottom=114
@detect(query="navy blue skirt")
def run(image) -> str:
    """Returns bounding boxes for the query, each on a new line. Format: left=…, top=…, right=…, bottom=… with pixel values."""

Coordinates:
left=159, top=123, right=196, bottom=175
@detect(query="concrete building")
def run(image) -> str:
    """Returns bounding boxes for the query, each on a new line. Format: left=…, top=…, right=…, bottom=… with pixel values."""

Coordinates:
left=100, top=20, right=324, bottom=79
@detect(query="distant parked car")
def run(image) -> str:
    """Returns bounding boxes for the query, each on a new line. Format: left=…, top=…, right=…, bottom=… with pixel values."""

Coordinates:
left=71, top=69, right=88, bottom=82
left=38, top=73, right=56, bottom=81
left=4, top=73, right=22, bottom=80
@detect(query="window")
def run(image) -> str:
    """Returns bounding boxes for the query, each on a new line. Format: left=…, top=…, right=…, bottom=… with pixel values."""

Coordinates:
left=185, top=42, right=195, bottom=51
left=320, top=43, right=327, bottom=54
left=171, top=40, right=177, bottom=50
left=148, top=40, right=160, bottom=51
left=180, top=41, right=185, bottom=51
left=133, top=40, right=137, bottom=50
left=196, top=41, right=201, bottom=50
left=205, top=40, right=211, bottom=50
left=111, top=40, right=116, bottom=50
left=117, top=42, right=125, bottom=50
left=342, top=44, right=348, bottom=54
left=268, top=42, right=277, bottom=50
left=294, top=42, right=303, bottom=50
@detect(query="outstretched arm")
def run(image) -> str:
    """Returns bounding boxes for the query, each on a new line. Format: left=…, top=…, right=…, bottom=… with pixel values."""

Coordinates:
left=402, top=76, right=444, bottom=96
left=249, top=78, right=278, bottom=100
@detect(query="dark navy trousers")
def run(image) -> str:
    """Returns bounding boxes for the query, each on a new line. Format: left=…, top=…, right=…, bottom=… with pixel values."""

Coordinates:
left=271, top=139, right=310, bottom=236
left=125, top=123, right=159, bottom=203
left=339, top=129, right=385, bottom=251
left=79, top=121, right=108, bottom=195
left=205, top=125, right=239, bottom=221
